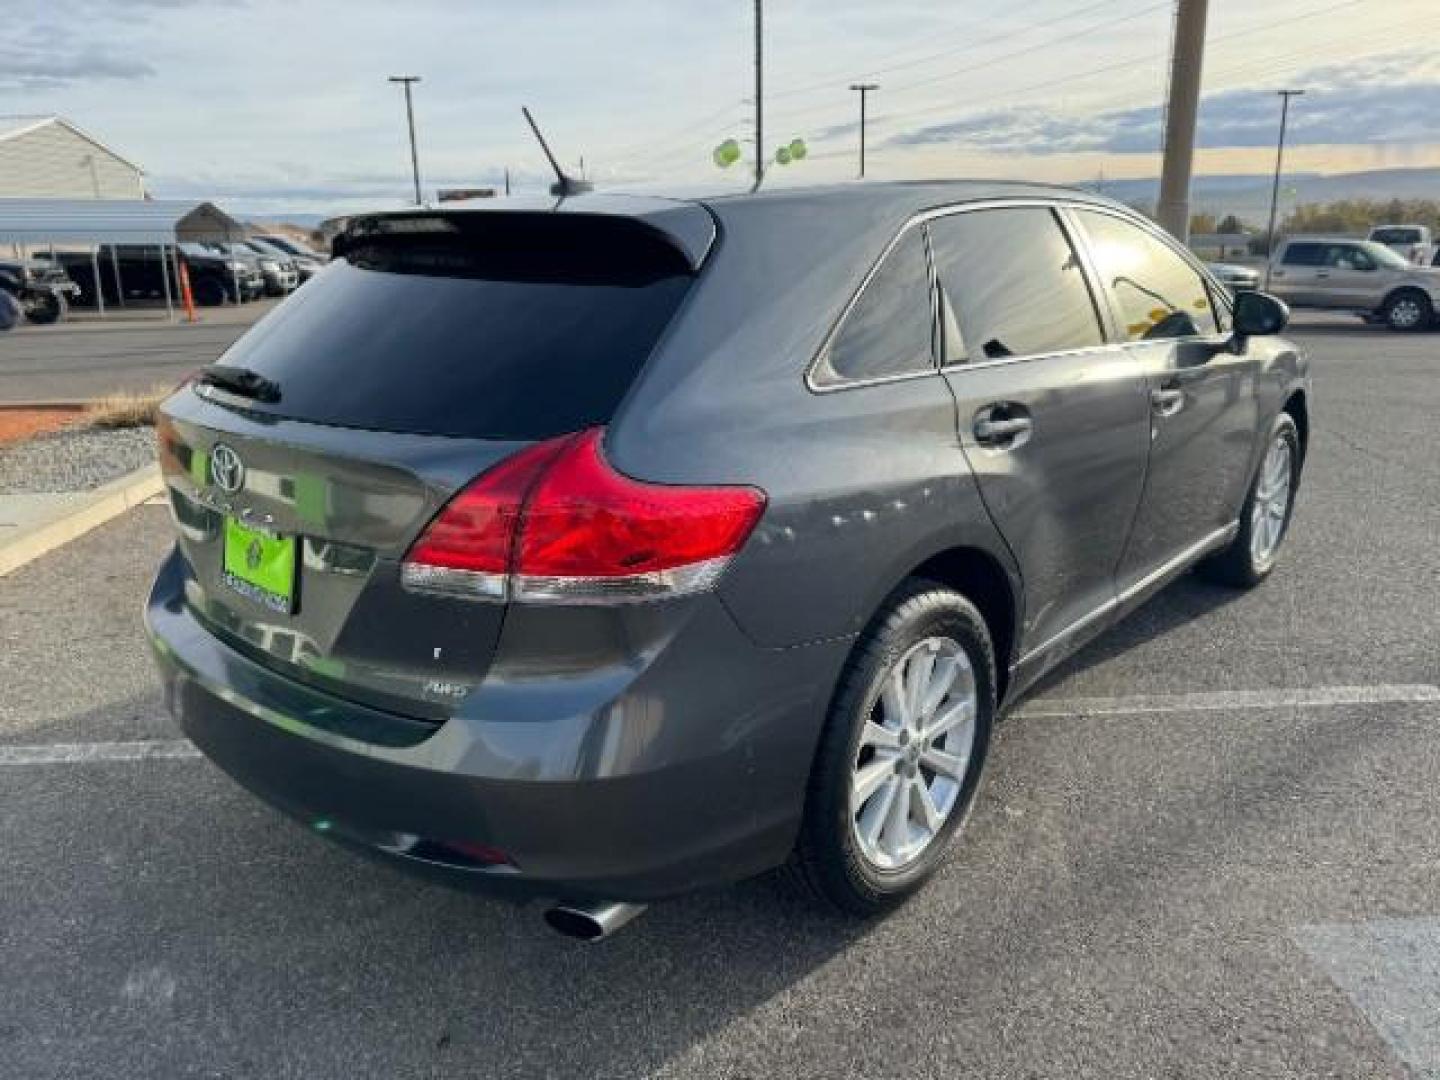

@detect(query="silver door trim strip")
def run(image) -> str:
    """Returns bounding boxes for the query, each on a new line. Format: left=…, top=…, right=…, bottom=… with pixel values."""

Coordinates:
left=1014, top=522, right=1239, bottom=668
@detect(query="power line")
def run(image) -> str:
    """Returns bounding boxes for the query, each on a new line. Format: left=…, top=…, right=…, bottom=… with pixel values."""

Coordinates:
left=773, top=0, right=1174, bottom=125
left=766, top=0, right=1083, bottom=101
left=791, top=0, right=1380, bottom=148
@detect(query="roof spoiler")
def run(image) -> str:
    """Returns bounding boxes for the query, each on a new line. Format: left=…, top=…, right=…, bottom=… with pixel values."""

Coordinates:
left=335, top=200, right=717, bottom=274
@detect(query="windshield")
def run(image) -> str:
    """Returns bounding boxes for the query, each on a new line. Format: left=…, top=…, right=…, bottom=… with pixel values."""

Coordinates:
left=259, top=236, right=315, bottom=257
left=1371, top=228, right=1422, bottom=245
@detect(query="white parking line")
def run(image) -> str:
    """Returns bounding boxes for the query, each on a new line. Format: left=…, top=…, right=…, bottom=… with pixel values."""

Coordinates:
left=1014, top=684, right=1440, bottom=719
left=0, top=740, right=201, bottom=765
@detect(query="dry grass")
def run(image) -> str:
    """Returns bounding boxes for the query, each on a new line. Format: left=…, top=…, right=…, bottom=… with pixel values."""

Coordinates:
left=84, top=386, right=170, bottom=430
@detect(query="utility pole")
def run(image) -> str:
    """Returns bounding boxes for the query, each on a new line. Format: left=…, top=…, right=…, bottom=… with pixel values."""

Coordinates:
left=1156, top=0, right=1209, bottom=241
left=849, top=83, right=879, bottom=178
left=388, top=75, right=423, bottom=205
left=753, top=0, right=764, bottom=190
left=1264, top=89, right=1305, bottom=290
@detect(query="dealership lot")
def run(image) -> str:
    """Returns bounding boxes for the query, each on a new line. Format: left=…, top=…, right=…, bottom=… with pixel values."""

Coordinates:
left=1, top=322, right=1437, bottom=1078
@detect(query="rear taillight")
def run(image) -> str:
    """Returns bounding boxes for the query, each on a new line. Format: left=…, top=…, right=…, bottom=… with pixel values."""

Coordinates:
left=401, top=429, right=765, bottom=605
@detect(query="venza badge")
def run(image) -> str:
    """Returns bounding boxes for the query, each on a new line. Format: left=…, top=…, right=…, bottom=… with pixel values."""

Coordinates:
left=209, top=443, right=245, bottom=494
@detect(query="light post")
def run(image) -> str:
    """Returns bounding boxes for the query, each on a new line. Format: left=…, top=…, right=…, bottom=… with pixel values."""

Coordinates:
left=849, top=83, right=878, bottom=178
left=1264, top=89, right=1305, bottom=290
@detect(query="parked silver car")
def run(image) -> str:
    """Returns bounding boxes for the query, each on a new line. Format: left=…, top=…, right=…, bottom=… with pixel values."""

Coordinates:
left=1268, top=237, right=1439, bottom=331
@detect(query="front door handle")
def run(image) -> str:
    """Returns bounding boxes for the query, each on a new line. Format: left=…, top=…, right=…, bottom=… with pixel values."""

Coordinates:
left=1151, top=386, right=1185, bottom=418
left=973, top=406, right=1033, bottom=448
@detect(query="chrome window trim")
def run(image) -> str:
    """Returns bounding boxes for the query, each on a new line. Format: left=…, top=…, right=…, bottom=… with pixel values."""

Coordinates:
left=806, top=197, right=1198, bottom=394
left=806, top=222, right=942, bottom=394
left=808, top=194, right=1223, bottom=393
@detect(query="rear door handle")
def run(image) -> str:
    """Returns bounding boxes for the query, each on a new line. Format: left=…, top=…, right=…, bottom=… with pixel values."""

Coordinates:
left=1151, top=386, right=1185, bottom=418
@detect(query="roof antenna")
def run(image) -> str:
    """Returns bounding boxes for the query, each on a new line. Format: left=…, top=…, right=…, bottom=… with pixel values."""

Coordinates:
left=522, top=106, right=593, bottom=197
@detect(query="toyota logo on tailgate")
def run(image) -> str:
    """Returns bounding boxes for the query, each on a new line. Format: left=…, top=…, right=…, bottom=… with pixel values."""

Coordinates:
left=209, top=443, right=245, bottom=494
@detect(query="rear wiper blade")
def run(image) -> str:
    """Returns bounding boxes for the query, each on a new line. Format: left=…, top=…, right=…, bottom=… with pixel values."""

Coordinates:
left=197, top=363, right=281, bottom=403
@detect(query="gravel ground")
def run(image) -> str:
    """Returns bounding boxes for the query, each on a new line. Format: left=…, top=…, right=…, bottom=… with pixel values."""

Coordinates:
left=0, top=423, right=157, bottom=492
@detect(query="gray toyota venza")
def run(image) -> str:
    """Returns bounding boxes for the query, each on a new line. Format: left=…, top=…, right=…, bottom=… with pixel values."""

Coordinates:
left=148, top=183, right=1310, bottom=938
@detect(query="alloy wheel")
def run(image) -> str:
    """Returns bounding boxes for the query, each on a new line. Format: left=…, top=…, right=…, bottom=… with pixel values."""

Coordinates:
left=1250, top=434, right=1293, bottom=565
left=849, top=636, right=977, bottom=871
left=1390, top=298, right=1424, bottom=329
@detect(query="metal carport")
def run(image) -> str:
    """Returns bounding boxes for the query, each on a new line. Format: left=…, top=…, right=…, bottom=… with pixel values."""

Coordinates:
left=0, top=198, right=247, bottom=320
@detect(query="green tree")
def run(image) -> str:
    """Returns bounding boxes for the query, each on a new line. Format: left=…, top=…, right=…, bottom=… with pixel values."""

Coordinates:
left=1217, top=214, right=1247, bottom=234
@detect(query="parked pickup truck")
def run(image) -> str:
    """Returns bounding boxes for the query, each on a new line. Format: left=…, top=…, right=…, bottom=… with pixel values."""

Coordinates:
left=1268, top=236, right=1439, bottom=331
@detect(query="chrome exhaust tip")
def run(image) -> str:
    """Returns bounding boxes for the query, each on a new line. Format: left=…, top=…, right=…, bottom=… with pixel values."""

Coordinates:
left=543, top=901, right=647, bottom=941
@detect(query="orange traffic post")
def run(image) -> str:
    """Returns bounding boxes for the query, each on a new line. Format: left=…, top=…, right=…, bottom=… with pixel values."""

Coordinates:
left=178, top=259, right=198, bottom=323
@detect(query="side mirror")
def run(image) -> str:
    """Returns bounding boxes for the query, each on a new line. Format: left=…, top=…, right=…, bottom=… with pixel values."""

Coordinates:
left=1232, top=290, right=1289, bottom=343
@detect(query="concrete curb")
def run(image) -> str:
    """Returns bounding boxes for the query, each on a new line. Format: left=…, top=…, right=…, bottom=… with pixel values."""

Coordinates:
left=0, top=400, right=89, bottom=412
left=0, top=465, right=163, bottom=577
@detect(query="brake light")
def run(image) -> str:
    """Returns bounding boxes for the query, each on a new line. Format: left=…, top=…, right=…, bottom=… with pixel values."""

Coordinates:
left=402, top=429, right=765, bottom=604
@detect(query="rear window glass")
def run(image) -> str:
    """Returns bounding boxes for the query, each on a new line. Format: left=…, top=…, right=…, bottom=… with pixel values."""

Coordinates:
left=210, top=215, right=694, bottom=440
left=1371, top=228, right=1420, bottom=244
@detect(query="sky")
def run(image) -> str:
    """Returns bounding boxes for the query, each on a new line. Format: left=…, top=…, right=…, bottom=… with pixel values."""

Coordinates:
left=2, top=0, right=1438, bottom=217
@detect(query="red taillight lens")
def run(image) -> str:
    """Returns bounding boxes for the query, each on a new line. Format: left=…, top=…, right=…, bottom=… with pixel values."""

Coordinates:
left=402, top=429, right=766, bottom=604
left=399, top=436, right=574, bottom=600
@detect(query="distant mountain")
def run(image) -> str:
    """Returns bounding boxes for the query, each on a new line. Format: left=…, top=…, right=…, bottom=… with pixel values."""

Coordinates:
left=1089, top=166, right=1440, bottom=225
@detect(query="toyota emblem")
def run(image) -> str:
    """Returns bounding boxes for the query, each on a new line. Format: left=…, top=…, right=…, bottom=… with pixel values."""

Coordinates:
left=210, top=443, right=245, bottom=494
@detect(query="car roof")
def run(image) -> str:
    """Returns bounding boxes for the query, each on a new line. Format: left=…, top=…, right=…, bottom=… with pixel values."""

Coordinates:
left=346, top=180, right=1133, bottom=274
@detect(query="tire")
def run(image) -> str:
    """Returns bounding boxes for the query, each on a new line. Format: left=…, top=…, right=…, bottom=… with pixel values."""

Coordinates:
left=1198, top=412, right=1301, bottom=588
left=1382, top=289, right=1433, bottom=332
left=790, top=580, right=995, bottom=916
left=193, top=277, right=225, bottom=307
left=24, top=292, right=63, bottom=325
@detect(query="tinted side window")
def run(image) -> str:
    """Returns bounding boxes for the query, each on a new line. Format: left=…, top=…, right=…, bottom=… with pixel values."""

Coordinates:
left=1074, top=210, right=1219, bottom=341
left=816, top=228, right=935, bottom=385
left=1326, top=245, right=1373, bottom=271
left=929, top=207, right=1103, bottom=362
left=1282, top=243, right=1325, bottom=267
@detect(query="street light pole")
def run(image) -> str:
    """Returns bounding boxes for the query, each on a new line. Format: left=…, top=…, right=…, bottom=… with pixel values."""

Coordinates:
left=1264, top=89, right=1305, bottom=290
left=753, top=0, right=764, bottom=190
left=849, top=83, right=878, bottom=178
left=388, top=75, right=423, bottom=205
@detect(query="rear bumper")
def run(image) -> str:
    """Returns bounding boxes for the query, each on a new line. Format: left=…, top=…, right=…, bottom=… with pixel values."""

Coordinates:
left=145, top=548, right=846, bottom=902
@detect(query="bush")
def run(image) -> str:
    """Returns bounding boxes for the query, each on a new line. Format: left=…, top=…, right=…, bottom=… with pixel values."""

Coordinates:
left=84, top=387, right=168, bottom=429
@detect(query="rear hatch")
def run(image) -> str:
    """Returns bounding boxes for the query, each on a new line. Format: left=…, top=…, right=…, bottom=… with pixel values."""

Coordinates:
left=157, top=207, right=706, bottom=723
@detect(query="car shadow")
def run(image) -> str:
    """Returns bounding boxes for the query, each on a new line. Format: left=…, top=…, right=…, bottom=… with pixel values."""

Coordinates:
left=1024, top=573, right=1245, bottom=699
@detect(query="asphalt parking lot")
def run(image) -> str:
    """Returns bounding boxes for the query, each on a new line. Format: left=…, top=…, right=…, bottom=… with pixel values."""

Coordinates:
left=2, top=319, right=1438, bottom=1078
left=0, top=303, right=271, bottom=402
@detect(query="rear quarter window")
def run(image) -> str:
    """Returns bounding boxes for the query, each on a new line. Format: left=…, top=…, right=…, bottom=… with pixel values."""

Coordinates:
left=209, top=215, right=694, bottom=440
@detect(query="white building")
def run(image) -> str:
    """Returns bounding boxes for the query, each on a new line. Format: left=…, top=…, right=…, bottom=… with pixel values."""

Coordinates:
left=0, top=115, right=146, bottom=199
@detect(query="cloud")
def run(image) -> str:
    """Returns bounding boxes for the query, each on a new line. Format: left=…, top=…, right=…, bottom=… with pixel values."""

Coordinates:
left=0, top=45, right=155, bottom=91
left=887, top=50, right=1440, bottom=155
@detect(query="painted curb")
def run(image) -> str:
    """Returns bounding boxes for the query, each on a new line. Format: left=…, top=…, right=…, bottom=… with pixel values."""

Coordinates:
left=0, top=465, right=163, bottom=577
left=0, top=401, right=90, bottom=411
